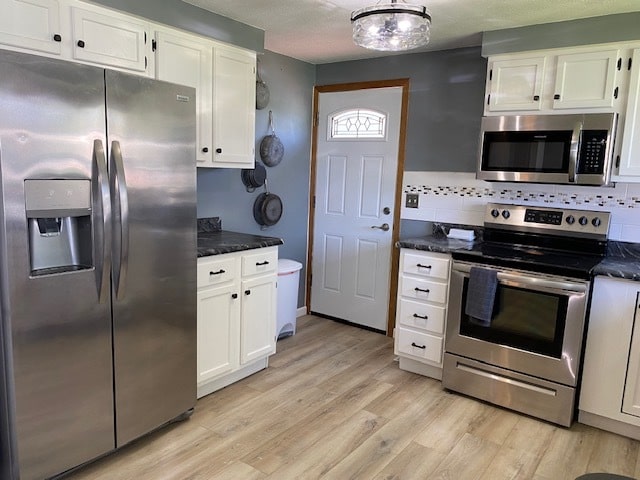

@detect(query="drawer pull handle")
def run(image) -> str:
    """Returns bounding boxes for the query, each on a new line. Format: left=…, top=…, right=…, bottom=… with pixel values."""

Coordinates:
left=411, top=342, right=426, bottom=350
left=414, top=287, right=430, bottom=293
left=256, top=261, right=270, bottom=266
left=209, top=269, right=226, bottom=275
left=416, top=263, right=432, bottom=269
left=413, top=313, right=428, bottom=320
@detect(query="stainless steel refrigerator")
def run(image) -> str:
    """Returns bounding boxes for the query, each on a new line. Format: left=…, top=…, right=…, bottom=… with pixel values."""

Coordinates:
left=0, top=50, right=197, bottom=480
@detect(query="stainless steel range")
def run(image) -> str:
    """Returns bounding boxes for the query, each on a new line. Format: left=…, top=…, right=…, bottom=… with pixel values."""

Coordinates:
left=443, top=203, right=610, bottom=427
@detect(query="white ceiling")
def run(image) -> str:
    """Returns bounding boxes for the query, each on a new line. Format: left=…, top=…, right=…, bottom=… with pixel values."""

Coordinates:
left=182, top=0, right=640, bottom=64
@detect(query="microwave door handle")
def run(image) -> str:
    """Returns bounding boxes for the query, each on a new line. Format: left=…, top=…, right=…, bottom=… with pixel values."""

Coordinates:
left=568, top=122, right=582, bottom=183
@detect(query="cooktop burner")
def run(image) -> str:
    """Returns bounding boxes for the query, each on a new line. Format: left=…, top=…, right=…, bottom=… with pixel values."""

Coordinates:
left=451, top=203, right=611, bottom=279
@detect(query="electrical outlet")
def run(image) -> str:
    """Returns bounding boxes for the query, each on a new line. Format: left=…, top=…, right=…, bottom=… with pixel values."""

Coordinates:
left=405, top=193, right=419, bottom=208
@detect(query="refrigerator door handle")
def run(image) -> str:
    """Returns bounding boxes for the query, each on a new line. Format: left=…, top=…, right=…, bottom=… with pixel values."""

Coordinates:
left=93, top=139, right=111, bottom=303
left=110, top=140, right=129, bottom=299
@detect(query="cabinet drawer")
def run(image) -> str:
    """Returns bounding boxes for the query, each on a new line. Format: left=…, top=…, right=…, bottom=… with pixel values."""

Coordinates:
left=400, top=276, right=448, bottom=304
left=402, top=252, right=450, bottom=280
left=242, top=248, right=277, bottom=277
left=397, top=298, right=446, bottom=335
left=396, top=327, right=443, bottom=364
left=197, top=256, right=237, bottom=288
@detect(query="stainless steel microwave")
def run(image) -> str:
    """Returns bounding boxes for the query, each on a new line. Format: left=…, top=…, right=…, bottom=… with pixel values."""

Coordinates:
left=477, top=113, right=618, bottom=186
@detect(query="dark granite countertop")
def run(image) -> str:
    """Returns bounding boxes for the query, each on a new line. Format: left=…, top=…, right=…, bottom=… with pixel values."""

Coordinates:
left=197, top=217, right=283, bottom=257
left=198, top=231, right=283, bottom=257
left=592, top=241, right=640, bottom=281
left=397, top=234, right=640, bottom=282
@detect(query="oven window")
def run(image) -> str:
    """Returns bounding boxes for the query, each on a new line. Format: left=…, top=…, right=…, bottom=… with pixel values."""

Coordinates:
left=459, top=279, right=567, bottom=358
left=482, top=130, right=572, bottom=173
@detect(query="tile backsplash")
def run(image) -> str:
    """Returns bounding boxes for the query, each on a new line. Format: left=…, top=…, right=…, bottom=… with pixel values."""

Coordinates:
left=401, top=172, right=640, bottom=243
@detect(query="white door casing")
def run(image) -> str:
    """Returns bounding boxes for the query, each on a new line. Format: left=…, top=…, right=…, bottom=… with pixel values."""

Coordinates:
left=310, top=87, right=402, bottom=331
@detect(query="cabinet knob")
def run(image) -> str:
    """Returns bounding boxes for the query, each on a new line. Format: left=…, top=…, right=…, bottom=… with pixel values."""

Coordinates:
left=245, top=289, right=251, bottom=295
left=53, top=34, right=62, bottom=42
left=553, top=94, right=561, bottom=100
left=231, top=293, right=238, bottom=299
left=77, top=40, right=85, bottom=48
left=533, top=95, right=540, bottom=101
left=216, top=148, right=222, bottom=154
left=202, top=147, right=209, bottom=153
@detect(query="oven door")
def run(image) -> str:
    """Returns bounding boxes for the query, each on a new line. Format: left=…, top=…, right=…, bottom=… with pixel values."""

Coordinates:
left=445, top=260, right=590, bottom=387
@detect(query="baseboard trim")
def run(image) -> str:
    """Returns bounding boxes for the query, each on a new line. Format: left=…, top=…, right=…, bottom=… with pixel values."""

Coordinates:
left=296, top=306, right=307, bottom=317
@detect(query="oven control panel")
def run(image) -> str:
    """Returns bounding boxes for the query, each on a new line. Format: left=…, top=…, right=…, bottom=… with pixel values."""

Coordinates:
left=485, top=203, right=610, bottom=239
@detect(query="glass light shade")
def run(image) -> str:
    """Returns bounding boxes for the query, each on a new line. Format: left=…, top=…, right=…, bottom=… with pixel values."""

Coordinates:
left=351, top=3, right=431, bottom=52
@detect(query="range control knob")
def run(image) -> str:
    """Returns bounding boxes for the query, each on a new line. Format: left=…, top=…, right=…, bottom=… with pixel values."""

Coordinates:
left=592, top=217, right=602, bottom=227
left=491, top=209, right=500, bottom=218
left=502, top=210, right=510, bottom=219
left=566, top=215, right=575, bottom=225
left=579, top=216, right=588, bottom=226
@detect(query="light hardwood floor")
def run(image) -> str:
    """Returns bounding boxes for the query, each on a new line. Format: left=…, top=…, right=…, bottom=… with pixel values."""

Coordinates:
left=64, top=315, right=640, bottom=480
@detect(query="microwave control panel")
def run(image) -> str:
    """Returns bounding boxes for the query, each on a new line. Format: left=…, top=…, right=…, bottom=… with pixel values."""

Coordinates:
left=577, top=130, right=608, bottom=175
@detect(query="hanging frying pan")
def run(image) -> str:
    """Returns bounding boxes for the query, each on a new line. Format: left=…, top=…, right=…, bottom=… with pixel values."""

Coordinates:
left=241, top=162, right=267, bottom=192
left=255, top=58, right=270, bottom=110
left=260, top=110, right=284, bottom=167
left=253, top=192, right=283, bottom=227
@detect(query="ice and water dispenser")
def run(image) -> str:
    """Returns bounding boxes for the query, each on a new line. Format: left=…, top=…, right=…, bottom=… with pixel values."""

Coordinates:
left=25, top=179, right=93, bottom=276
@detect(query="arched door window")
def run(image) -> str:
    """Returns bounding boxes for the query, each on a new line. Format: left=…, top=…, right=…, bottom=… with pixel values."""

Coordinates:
left=328, top=108, right=387, bottom=140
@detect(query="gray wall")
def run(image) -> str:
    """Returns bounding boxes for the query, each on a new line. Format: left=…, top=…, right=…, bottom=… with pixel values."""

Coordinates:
left=90, top=0, right=263, bottom=52
left=198, top=51, right=315, bottom=308
left=317, top=47, right=487, bottom=173
left=483, top=12, right=640, bottom=57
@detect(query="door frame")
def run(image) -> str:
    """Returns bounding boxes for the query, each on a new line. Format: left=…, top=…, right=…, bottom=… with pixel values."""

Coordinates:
left=306, top=79, right=410, bottom=336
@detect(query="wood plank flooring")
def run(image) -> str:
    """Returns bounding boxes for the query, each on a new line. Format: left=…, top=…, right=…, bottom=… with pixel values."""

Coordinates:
left=64, top=315, right=640, bottom=480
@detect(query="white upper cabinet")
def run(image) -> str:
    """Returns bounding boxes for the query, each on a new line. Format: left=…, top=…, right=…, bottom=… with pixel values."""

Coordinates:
left=553, top=49, right=619, bottom=109
left=154, top=29, right=213, bottom=164
left=486, top=56, right=546, bottom=112
left=0, top=0, right=150, bottom=74
left=485, top=45, right=626, bottom=115
left=209, top=45, right=256, bottom=169
left=618, top=49, right=640, bottom=178
left=70, top=5, right=148, bottom=72
left=0, top=0, right=62, bottom=55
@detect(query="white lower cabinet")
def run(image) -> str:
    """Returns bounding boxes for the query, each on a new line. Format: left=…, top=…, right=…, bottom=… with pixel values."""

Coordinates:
left=197, top=246, right=277, bottom=398
left=579, top=275, right=640, bottom=439
left=394, top=249, right=450, bottom=380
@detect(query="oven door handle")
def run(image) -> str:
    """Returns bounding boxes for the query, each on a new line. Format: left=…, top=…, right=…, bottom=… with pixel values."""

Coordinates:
left=452, top=262, right=588, bottom=294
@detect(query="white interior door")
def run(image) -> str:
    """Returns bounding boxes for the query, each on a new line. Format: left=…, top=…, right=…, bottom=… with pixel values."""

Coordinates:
left=310, top=87, right=402, bottom=331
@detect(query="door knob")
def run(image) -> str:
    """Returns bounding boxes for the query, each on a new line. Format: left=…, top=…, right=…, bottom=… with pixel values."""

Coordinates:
left=371, top=223, right=390, bottom=232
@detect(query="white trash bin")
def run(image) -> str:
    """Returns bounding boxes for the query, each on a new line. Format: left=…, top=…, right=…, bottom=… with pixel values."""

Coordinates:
left=276, top=259, right=303, bottom=339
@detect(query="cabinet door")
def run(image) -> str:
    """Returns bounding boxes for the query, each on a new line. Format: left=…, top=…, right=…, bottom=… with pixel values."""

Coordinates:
left=197, top=283, right=239, bottom=384
left=240, top=274, right=276, bottom=364
left=486, top=56, right=545, bottom=112
left=622, top=288, right=640, bottom=417
left=0, top=0, right=61, bottom=55
left=155, top=30, right=213, bottom=165
left=553, top=49, right=619, bottom=109
left=70, top=6, right=148, bottom=72
left=579, top=277, right=638, bottom=420
left=619, top=49, right=640, bottom=177
left=211, top=45, right=256, bottom=168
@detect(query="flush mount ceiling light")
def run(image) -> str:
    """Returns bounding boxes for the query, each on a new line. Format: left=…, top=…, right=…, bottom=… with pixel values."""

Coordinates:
left=351, top=0, right=431, bottom=52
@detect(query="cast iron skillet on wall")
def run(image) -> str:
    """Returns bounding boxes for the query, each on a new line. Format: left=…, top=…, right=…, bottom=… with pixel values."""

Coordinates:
left=253, top=190, right=283, bottom=227
left=241, top=162, right=267, bottom=192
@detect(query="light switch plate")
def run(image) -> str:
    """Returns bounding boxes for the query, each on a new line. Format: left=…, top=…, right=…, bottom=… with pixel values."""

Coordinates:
left=405, top=193, right=419, bottom=208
